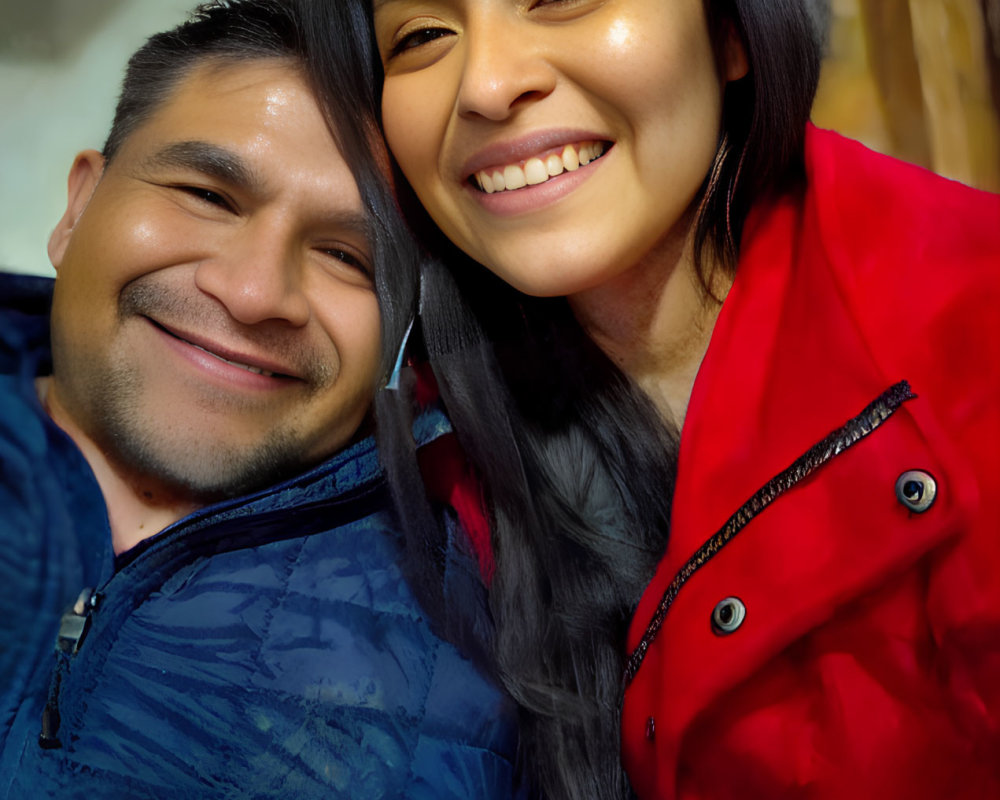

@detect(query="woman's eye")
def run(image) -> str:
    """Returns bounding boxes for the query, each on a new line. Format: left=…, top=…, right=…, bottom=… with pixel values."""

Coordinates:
left=391, top=26, right=453, bottom=56
left=528, top=0, right=593, bottom=16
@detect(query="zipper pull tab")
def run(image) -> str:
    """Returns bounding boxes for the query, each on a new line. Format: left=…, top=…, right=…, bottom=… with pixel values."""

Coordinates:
left=57, top=587, right=100, bottom=655
left=39, top=587, right=100, bottom=749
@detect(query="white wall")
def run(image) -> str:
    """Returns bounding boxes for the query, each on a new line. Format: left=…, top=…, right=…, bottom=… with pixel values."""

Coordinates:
left=0, top=1, right=194, bottom=276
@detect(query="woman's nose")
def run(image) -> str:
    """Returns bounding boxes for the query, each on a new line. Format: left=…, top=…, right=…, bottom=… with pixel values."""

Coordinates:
left=194, top=223, right=310, bottom=328
left=455, top=19, right=556, bottom=121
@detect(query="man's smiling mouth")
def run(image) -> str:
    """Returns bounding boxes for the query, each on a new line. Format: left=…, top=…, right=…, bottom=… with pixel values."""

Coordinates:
left=188, top=341, right=276, bottom=376
left=149, top=318, right=293, bottom=379
left=472, top=140, right=609, bottom=194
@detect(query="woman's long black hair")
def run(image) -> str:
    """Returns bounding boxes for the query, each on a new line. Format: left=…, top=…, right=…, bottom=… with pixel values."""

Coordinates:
left=299, top=0, right=507, bottom=662
left=308, top=1, right=824, bottom=798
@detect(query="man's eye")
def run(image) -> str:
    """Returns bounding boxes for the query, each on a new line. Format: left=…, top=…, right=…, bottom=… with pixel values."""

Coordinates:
left=179, top=186, right=233, bottom=211
left=391, top=26, right=453, bottom=56
left=324, top=248, right=374, bottom=281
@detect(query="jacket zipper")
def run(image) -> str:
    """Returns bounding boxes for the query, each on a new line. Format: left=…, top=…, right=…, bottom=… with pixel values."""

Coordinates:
left=35, top=475, right=389, bottom=749
left=39, top=588, right=101, bottom=749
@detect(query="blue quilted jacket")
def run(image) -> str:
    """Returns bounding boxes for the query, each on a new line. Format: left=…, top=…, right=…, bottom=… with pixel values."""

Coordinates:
left=0, top=273, right=525, bottom=799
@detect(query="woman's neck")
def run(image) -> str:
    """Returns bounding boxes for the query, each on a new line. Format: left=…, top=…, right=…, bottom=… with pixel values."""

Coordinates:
left=567, top=231, right=731, bottom=429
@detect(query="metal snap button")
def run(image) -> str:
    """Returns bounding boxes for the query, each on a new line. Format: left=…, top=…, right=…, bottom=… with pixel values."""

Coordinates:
left=895, top=470, right=937, bottom=513
left=711, top=596, right=746, bottom=636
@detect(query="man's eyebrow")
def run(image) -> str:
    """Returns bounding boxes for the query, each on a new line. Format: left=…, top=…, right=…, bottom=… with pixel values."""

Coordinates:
left=142, top=139, right=374, bottom=242
left=323, top=211, right=374, bottom=240
left=141, top=140, right=262, bottom=191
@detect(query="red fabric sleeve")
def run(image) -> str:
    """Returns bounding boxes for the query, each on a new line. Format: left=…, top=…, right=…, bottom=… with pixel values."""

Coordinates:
left=413, top=363, right=495, bottom=584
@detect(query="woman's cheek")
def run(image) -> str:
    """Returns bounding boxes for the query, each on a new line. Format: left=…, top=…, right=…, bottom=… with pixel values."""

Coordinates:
left=383, top=83, right=436, bottom=190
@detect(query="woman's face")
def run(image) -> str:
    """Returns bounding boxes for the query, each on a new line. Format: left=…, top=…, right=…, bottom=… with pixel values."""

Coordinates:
left=374, top=0, right=747, bottom=297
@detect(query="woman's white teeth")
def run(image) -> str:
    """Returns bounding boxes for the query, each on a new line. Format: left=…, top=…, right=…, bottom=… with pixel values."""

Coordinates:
left=524, top=158, right=548, bottom=186
left=562, top=144, right=580, bottom=172
left=504, top=164, right=527, bottom=191
left=475, top=141, right=605, bottom=194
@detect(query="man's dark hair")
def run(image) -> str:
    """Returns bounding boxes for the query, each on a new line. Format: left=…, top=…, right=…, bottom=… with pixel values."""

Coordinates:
left=103, top=0, right=304, bottom=162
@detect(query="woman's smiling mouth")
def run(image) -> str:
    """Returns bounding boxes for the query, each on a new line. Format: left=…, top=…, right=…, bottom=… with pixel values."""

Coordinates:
left=471, top=140, right=610, bottom=193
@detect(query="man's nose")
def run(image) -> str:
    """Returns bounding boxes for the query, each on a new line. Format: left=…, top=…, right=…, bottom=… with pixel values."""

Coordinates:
left=193, top=221, right=310, bottom=327
left=456, top=17, right=556, bottom=122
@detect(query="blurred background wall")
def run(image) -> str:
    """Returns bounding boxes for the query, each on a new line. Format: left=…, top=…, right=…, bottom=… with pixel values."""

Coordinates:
left=1, top=0, right=998, bottom=278
left=0, top=0, right=192, bottom=277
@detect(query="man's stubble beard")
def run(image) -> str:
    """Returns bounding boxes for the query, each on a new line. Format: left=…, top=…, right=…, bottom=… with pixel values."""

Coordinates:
left=52, top=278, right=338, bottom=505
left=76, top=353, right=317, bottom=504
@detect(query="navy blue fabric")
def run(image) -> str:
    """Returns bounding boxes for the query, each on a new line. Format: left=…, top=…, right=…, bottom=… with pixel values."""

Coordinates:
left=0, top=274, right=524, bottom=799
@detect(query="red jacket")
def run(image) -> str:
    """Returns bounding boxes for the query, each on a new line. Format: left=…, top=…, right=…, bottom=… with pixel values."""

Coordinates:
left=621, top=127, right=1000, bottom=799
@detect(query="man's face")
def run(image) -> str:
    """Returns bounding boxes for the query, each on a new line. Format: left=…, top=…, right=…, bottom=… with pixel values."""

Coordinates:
left=46, top=59, right=382, bottom=502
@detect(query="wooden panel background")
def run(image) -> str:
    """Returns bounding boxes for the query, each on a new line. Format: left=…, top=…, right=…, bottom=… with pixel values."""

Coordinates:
left=812, top=0, right=1000, bottom=191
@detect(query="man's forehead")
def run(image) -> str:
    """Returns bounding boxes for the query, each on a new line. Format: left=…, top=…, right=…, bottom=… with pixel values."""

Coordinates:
left=116, top=58, right=339, bottom=174
left=122, top=57, right=314, bottom=148
left=159, top=57, right=306, bottom=119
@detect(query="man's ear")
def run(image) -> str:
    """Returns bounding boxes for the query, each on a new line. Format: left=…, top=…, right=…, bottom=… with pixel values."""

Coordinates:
left=48, top=150, right=106, bottom=271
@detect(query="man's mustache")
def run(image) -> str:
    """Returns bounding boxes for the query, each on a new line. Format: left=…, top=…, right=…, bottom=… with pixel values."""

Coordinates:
left=117, top=277, right=335, bottom=388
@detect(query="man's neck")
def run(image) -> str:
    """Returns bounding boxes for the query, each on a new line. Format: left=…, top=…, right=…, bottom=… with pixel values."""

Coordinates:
left=36, top=376, right=200, bottom=555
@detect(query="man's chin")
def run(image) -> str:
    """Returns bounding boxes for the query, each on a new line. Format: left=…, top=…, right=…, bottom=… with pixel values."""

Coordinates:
left=112, top=432, right=314, bottom=506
